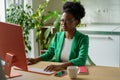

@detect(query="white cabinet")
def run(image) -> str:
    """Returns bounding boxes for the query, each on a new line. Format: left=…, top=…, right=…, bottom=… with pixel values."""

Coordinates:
left=78, top=25, right=120, bottom=67
left=88, top=34, right=120, bottom=67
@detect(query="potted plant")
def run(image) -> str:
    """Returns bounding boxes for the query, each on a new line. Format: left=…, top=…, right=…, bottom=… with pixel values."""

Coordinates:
left=5, top=0, right=49, bottom=53
left=39, top=11, right=61, bottom=50
left=6, top=4, right=35, bottom=53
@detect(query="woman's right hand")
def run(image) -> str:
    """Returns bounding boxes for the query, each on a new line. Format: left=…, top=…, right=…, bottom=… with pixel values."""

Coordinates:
left=27, top=57, right=40, bottom=65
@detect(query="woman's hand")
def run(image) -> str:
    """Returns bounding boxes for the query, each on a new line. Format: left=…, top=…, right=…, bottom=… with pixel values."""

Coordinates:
left=27, top=57, right=41, bottom=65
left=44, top=62, right=73, bottom=72
left=44, top=64, right=65, bottom=72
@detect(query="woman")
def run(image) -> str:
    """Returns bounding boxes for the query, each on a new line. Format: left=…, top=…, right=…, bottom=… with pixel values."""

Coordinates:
left=27, top=1, right=89, bottom=72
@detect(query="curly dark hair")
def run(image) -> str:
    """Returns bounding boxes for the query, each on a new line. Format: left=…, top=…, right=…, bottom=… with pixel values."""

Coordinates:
left=63, top=2, right=85, bottom=22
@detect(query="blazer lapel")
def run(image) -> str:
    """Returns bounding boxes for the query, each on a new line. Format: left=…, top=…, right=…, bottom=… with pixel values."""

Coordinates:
left=56, top=32, right=65, bottom=62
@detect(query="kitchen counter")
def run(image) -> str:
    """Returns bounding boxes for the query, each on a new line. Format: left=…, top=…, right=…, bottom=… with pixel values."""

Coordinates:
left=77, top=24, right=120, bottom=35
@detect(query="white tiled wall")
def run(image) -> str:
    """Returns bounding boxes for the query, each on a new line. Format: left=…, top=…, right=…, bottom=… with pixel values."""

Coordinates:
left=81, top=0, right=120, bottom=24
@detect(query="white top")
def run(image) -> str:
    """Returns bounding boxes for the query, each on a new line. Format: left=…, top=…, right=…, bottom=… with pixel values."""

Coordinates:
left=61, top=38, right=72, bottom=62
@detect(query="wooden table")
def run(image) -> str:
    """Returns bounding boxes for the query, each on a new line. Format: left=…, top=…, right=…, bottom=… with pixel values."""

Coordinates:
left=8, top=61, right=120, bottom=80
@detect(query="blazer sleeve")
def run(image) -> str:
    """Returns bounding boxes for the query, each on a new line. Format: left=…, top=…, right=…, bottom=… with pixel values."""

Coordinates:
left=70, top=35, right=89, bottom=66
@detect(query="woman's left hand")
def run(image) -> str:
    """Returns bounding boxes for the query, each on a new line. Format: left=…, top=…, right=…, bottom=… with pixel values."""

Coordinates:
left=44, top=64, right=65, bottom=72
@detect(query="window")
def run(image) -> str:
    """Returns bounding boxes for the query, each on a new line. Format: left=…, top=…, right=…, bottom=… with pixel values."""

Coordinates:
left=0, top=0, right=24, bottom=22
left=0, top=0, right=5, bottom=22
left=6, top=0, right=24, bottom=8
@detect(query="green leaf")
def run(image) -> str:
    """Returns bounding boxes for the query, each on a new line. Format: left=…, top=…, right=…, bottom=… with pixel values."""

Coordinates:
left=42, top=15, right=52, bottom=23
left=44, top=28, right=51, bottom=39
left=53, top=15, right=61, bottom=31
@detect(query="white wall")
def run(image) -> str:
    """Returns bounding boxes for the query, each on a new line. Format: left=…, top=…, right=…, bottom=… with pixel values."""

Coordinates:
left=81, top=0, right=120, bottom=24
left=32, top=0, right=62, bottom=12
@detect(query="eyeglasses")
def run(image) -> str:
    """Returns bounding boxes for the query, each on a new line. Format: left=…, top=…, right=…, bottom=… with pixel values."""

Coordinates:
left=60, top=18, right=75, bottom=24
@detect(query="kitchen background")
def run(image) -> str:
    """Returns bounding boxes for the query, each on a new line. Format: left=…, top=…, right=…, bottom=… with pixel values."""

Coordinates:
left=81, top=0, right=120, bottom=24
left=79, top=0, right=120, bottom=67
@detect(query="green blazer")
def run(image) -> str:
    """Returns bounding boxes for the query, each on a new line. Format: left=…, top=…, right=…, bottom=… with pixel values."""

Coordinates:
left=41, top=30, right=89, bottom=66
